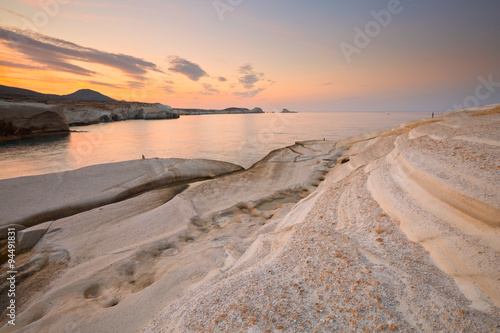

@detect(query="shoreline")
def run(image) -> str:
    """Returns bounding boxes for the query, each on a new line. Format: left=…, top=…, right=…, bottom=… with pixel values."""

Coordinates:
left=0, top=111, right=433, bottom=182
left=0, top=105, right=498, bottom=332
left=0, top=98, right=266, bottom=142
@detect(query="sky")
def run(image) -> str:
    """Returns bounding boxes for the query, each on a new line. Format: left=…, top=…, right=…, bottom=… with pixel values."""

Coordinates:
left=0, top=0, right=499, bottom=112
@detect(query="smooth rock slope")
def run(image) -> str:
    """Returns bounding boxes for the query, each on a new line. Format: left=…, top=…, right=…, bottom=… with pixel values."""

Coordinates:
left=0, top=139, right=339, bottom=332
left=145, top=105, right=499, bottom=332
left=0, top=158, right=244, bottom=234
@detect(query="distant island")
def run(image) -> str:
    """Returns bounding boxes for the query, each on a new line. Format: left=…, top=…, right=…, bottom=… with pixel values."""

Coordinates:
left=281, top=108, right=298, bottom=113
left=0, top=85, right=265, bottom=141
left=174, top=107, right=263, bottom=115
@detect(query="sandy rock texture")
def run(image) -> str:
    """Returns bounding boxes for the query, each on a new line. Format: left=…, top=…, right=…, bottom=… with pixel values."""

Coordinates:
left=145, top=105, right=499, bottom=332
left=0, top=140, right=338, bottom=332
left=0, top=101, right=69, bottom=140
left=0, top=105, right=498, bottom=332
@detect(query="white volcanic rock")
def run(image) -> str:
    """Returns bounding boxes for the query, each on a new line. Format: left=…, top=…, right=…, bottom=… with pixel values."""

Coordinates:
left=143, top=104, right=177, bottom=120
left=0, top=140, right=339, bottom=332
left=0, top=101, right=69, bottom=140
left=0, top=158, right=243, bottom=231
left=63, top=103, right=177, bottom=125
left=144, top=105, right=499, bottom=332
left=1, top=105, right=499, bottom=332
left=16, top=221, right=53, bottom=251
left=63, top=106, right=112, bottom=125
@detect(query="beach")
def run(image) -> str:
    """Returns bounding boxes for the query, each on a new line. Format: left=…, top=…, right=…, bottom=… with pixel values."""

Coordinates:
left=0, top=105, right=499, bottom=332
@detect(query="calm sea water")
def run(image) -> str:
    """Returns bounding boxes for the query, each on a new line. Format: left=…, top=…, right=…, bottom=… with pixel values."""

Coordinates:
left=0, top=112, right=431, bottom=180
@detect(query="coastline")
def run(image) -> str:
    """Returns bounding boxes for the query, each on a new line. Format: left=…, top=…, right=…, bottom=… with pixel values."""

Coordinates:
left=0, top=105, right=499, bottom=332
left=0, top=95, right=266, bottom=142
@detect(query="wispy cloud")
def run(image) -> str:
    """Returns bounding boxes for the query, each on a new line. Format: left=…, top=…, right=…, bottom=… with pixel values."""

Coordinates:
left=0, top=6, right=31, bottom=20
left=232, top=64, right=270, bottom=98
left=218, top=76, right=227, bottom=82
left=168, top=56, right=207, bottom=81
left=163, top=80, right=175, bottom=94
left=0, top=27, right=163, bottom=80
left=58, top=12, right=139, bottom=23
left=127, top=81, right=145, bottom=89
left=163, top=85, right=175, bottom=94
left=0, top=59, right=41, bottom=70
left=233, top=88, right=264, bottom=98
left=85, top=80, right=122, bottom=89
left=200, top=83, right=219, bottom=95
left=238, top=64, right=265, bottom=89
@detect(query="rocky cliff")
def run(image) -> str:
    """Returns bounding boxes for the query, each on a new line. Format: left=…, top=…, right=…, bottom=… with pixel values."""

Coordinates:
left=0, top=101, right=69, bottom=140
left=64, top=103, right=178, bottom=126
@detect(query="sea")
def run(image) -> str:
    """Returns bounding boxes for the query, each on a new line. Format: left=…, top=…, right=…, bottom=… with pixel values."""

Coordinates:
left=0, top=111, right=433, bottom=180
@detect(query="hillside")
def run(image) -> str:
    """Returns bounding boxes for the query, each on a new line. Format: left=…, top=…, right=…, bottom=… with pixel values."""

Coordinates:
left=61, top=89, right=115, bottom=101
left=0, top=85, right=114, bottom=102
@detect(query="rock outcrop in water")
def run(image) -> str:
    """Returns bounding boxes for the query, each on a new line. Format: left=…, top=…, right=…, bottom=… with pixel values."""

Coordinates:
left=0, top=101, right=69, bottom=140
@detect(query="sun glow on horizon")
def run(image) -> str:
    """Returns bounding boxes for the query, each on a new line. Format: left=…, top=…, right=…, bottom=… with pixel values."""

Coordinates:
left=0, top=0, right=499, bottom=111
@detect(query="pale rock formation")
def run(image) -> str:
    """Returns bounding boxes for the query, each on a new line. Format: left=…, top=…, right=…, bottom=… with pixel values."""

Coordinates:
left=1, top=105, right=499, bottom=332
left=0, top=140, right=338, bottom=332
left=0, top=101, right=69, bottom=140
left=0, top=158, right=243, bottom=231
left=16, top=221, right=53, bottom=251
left=145, top=105, right=499, bottom=332
left=63, top=103, right=177, bottom=126
left=63, top=106, right=112, bottom=125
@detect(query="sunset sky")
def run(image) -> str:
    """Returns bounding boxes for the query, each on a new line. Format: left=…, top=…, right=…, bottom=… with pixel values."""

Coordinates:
left=0, top=0, right=499, bottom=111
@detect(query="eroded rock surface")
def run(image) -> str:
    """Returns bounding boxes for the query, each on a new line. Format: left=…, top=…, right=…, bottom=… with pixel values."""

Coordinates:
left=0, top=158, right=243, bottom=231
left=0, top=140, right=339, bottom=332
left=1, top=105, right=499, bottom=332
left=0, top=101, right=69, bottom=140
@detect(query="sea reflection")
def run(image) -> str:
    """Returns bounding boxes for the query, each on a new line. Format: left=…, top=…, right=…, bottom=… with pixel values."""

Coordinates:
left=0, top=112, right=431, bottom=180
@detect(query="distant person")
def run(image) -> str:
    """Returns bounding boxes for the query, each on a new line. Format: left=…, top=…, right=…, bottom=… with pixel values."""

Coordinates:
left=432, top=112, right=434, bottom=118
